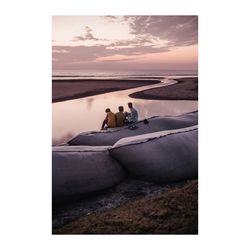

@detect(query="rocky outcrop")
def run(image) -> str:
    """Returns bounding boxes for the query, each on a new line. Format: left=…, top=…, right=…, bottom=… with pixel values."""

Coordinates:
left=52, top=146, right=126, bottom=203
left=109, top=126, right=198, bottom=183
left=68, top=111, right=198, bottom=146
left=53, top=112, right=198, bottom=203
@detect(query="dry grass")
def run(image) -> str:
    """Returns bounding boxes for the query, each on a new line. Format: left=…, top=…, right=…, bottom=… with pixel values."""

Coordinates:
left=54, top=180, right=198, bottom=234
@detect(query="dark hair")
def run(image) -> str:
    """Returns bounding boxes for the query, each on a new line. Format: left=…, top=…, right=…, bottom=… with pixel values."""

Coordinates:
left=128, top=102, right=133, bottom=108
left=118, top=106, right=124, bottom=112
left=105, top=108, right=111, bottom=112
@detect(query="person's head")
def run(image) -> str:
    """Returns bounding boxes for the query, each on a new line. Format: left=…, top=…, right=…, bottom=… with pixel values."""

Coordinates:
left=105, top=108, right=111, bottom=113
left=128, top=102, right=133, bottom=109
left=118, top=106, right=124, bottom=112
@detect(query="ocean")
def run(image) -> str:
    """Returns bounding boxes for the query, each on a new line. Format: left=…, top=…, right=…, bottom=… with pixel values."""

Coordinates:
left=52, top=69, right=198, bottom=79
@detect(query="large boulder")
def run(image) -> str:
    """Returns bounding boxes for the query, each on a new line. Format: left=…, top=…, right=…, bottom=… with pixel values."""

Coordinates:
left=68, top=111, right=198, bottom=146
left=52, top=146, right=126, bottom=203
left=109, top=126, right=198, bottom=183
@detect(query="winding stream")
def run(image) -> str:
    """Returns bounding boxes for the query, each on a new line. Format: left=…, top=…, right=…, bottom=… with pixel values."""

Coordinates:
left=52, top=77, right=198, bottom=145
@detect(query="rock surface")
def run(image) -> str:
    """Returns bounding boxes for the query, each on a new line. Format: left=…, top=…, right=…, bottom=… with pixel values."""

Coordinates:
left=110, top=126, right=198, bottom=182
left=68, top=111, right=198, bottom=146
left=52, top=146, right=126, bottom=203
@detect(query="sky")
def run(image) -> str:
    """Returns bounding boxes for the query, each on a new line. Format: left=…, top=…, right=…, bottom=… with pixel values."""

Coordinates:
left=52, top=16, right=198, bottom=71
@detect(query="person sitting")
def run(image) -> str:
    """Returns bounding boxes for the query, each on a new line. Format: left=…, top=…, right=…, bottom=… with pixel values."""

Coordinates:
left=101, top=108, right=116, bottom=130
left=125, top=102, right=138, bottom=125
left=115, top=106, right=126, bottom=127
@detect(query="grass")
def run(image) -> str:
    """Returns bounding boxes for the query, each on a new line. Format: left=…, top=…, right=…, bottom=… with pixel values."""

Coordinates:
left=53, top=179, right=198, bottom=234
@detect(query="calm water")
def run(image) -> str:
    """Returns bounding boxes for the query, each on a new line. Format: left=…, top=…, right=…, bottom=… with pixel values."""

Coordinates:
left=53, top=69, right=198, bottom=78
left=52, top=77, right=198, bottom=145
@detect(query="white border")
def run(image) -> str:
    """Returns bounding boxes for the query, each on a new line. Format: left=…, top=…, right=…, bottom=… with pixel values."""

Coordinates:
left=1, top=0, right=250, bottom=249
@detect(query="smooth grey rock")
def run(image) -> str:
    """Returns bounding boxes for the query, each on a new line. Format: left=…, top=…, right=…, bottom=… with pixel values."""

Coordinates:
left=52, top=146, right=126, bottom=203
left=109, top=127, right=198, bottom=183
left=68, top=111, right=198, bottom=146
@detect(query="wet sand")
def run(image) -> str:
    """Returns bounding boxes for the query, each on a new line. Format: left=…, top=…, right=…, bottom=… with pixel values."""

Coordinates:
left=52, top=77, right=198, bottom=103
left=52, top=79, right=161, bottom=103
left=129, top=77, right=198, bottom=100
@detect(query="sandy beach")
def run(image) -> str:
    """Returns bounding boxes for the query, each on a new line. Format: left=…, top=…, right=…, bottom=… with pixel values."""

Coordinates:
left=52, top=79, right=161, bottom=103
left=130, top=77, right=198, bottom=100
left=53, top=77, right=198, bottom=103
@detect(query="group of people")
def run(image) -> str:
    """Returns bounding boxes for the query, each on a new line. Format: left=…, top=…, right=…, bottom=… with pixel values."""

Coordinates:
left=101, top=102, right=138, bottom=130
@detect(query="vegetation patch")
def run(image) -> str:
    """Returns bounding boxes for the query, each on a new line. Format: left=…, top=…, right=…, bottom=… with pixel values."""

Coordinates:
left=54, top=180, right=198, bottom=234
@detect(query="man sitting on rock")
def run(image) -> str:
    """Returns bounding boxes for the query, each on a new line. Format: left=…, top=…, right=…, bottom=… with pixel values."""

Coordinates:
left=115, top=106, right=126, bottom=127
left=101, top=108, right=116, bottom=130
left=125, top=102, right=138, bottom=125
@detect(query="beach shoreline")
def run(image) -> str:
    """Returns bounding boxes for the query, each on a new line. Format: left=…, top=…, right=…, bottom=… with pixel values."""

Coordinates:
left=52, top=79, right=161, bottom=103
left=52, top=77, right=198, bottom=103
left=129, top=77, right=198, bottom=100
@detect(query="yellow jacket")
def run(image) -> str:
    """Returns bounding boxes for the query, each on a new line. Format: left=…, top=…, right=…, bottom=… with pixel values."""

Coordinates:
left=106, top=112, right=116, bottom=128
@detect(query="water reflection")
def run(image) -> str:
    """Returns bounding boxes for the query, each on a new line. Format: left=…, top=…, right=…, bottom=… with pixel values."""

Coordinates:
left=52, top=78, right=198, bottom=145
left=86, top=97, right=94, bottom=109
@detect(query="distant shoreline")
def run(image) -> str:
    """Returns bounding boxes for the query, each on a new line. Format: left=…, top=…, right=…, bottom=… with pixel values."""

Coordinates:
left=129, top=77, right=198, bottom=100
left=52, top=77, right=198, bottom=103
left=52, top=79, right=161, bottom=103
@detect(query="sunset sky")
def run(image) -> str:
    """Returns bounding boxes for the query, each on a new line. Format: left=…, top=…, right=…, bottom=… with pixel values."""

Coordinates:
left=52, top=16, right=198, bottom=71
